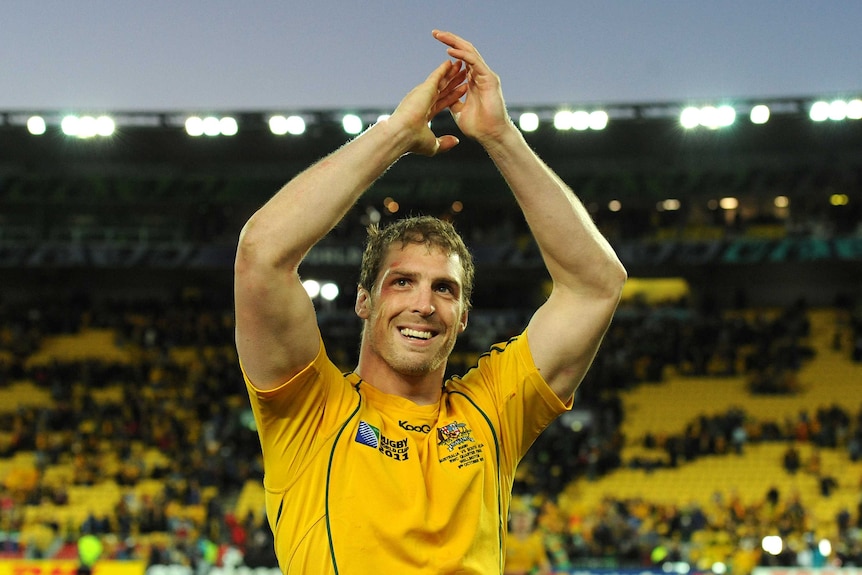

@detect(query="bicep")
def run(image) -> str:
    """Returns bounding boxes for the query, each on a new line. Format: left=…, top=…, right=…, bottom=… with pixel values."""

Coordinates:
left=526, top=288, right=619, bottom=401
left=234, top=267, right=320, bottom=391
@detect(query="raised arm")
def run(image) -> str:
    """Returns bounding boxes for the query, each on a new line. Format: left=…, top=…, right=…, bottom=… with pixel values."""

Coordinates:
left=234, top=60, right=468, bottom=390
left=434, top=30, right=627, bottom=402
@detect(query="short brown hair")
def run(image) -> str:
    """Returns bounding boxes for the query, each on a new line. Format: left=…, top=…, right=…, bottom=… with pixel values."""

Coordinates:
left=359, top=215, right=474, bottom=310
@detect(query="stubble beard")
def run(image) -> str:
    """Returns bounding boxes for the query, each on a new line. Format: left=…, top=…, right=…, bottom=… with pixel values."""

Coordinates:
left=363, top=322, right=458, bottom=378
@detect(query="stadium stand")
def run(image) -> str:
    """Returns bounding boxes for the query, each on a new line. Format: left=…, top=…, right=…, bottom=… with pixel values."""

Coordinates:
left=1, top=99, right=861, bottom=572
left=1, top=293, right=861, bottom=572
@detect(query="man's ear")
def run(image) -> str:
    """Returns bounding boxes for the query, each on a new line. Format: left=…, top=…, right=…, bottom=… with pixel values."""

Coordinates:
left=458, top=309, right=469, bottom=333
left=355, top=287, right=370, bottom=319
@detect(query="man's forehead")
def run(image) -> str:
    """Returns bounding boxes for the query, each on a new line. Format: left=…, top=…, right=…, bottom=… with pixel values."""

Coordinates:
left=381, top=242, right=463, bottom=276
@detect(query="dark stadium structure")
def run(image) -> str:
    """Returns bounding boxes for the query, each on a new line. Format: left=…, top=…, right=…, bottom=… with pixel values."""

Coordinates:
left=1, top=98, right=861, bottom=309
left=2, top=99, right=862, bottom=573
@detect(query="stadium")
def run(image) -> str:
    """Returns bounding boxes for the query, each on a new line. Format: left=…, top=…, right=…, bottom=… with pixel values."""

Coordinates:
left=1, top=94, right=861, bottom=575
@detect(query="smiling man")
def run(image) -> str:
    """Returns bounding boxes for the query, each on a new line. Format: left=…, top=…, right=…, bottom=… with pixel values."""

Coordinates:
left=234, top=30, right=626, bottom=574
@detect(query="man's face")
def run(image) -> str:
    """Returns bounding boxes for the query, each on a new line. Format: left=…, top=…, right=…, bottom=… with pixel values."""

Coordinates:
left=356, top=242, right=468, bottom=377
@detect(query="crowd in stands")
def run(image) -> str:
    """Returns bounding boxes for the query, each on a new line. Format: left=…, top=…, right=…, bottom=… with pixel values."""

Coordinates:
left=0, top=290, right=277, bottom=570
left=1, top=289, right=861, bottom=573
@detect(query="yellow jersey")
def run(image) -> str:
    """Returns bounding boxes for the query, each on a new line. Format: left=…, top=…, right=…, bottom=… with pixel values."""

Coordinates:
left=504, top=531, right=549, bottom=574
left=243, top=330, right=569, bottom=574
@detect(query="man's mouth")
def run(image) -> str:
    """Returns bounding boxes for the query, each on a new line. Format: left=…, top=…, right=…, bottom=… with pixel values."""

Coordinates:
left=400, top=328, right=433, bottom=340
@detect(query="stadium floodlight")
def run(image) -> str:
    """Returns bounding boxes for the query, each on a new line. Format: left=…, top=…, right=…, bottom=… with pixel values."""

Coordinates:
left=95, top=115, right=115, bottom=136
left=202, top=116, right=221, bottom=136
left=680, top=107, right=700, bottom=129
left=830, top=193, right=849, bottom=206
left=185, top=116, right=205, bottom=136
left=518, top=112, right=539, bottom=132
left=27, top=116, right=47, bottom=135
left=320, top=282, right=339, bottom=302
left=762, top=535, right=783, bottom=556
left=342, top=114, right=363, bottom=135
left=302, top=279, right=321, bottom=298
left=571, top=110, right=591, bottom=131
left=809, top=98, right=862, bottom=121
left=185, top=115, right=237, bottom=136
left=553, top=110, right=573, bottom=130
left=589, top=110, right=609, bottom=130
left=809, top=101, right=830, bottom=122
left=719, top=197, right=739, bottom=210
left=60, top=114, right=115, bottom=139
left=286, top=115, right=307, bottom=134
left=268, top=115, right=289, bottom=135
left=79, top=116, right=100, bottom=138
left=61, top=115, right=86, bottom=137
left=716, top=105, right=736, bottom=127
left=701, top=105, right=735, bottom=129
left=219, top=116, right=238, bottom=136
left=376, top=114, right=391, bottom=124
left=749, top=104, right=770, bottom=124
left=828, top=100, right=848, bottom=121
left=680, top=105, right=735, bottom=129
left=269, top=114, right=306, bottom=135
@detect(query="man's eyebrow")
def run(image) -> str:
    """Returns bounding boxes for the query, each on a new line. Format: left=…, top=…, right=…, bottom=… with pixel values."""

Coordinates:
left=434, top=275, right=460, bottom=284
left=386, top=268, right=416, bottom=278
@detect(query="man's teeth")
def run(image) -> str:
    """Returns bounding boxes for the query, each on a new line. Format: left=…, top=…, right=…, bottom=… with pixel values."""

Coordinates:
left=401, top=328, right=432, bottom=340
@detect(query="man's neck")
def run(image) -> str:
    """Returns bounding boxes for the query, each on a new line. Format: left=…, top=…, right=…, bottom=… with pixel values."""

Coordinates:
left=354, top=357, right=446, bottom=406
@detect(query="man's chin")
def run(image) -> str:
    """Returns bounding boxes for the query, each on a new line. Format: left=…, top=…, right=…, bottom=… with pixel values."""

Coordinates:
left=391, top=356, right=445, bottom=377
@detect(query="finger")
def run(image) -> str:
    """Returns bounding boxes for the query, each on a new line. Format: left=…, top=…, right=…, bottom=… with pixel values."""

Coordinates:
left=437, top=60, right=458, bottom=88
left=439, top=66, right=468, bottom=96
left=432, top=84, right=468, bottom=117
left=432, top=29, right=475, bottom=52
left=433, top=30, right=486, bottom=64
left=425, top=59, right=454, bottom=88
left=445, top=47, right=486, bottom=73
left=437, top=61, right=463, bottom=92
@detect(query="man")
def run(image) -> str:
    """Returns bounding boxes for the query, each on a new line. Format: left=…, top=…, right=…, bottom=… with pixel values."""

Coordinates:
left=504, top=501, right=552, bottom=575
left=234, top=30, right=626, bottom=574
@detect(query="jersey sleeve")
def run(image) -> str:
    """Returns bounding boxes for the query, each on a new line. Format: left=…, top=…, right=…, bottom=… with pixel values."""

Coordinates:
left=241, top=334, right=357, bottom=490
left=459, top=329, right=571, bottom=471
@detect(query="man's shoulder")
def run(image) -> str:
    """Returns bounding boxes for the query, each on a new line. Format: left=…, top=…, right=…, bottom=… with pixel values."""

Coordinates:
left=460, top=332, right=531, bottom=377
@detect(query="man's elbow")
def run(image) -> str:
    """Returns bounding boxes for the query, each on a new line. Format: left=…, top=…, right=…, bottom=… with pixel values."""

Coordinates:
left=235, top=212, right=301, bottom=276
left=234, top=219, right=264, bottom=279
left=598, top=256, right=628, bottom=302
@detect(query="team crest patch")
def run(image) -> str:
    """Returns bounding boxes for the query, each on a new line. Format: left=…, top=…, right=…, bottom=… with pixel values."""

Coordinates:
left=355, top=420, right=380, bottom=448
left=437, top=421, right=475, bottom=452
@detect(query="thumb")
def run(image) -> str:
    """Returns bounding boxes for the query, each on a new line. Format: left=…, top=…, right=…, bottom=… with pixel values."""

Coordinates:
left=434, top=135, right=460, bottom=154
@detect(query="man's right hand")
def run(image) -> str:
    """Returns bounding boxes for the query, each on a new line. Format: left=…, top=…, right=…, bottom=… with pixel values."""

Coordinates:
left=388, top=59, right=468, bottom=157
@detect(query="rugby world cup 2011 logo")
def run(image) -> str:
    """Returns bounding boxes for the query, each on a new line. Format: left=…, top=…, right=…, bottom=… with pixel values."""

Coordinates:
left=437, top=421, right=474, bottom=452
left=355, top=420, right=380, bottom=448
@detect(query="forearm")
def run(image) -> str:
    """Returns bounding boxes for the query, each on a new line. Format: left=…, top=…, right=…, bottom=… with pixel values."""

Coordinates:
left=237, top=58, right=465, bottom=270
left=233, top=119, right=413, bottom=389
left=237, top=119, right=412, bottom=271
left=484, top=123, right=626, bottom=295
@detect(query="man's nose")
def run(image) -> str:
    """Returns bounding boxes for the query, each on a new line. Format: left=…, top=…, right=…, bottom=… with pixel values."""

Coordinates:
left=412, top=289, right=436, bottom=316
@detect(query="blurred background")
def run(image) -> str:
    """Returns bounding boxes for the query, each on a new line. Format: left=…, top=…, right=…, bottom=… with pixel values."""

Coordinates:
left=1, top=2, right=861, bottom=574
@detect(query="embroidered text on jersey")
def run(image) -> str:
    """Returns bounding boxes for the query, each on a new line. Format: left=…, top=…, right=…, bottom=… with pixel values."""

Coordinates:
left=437, top=421, right=475, bottom=452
